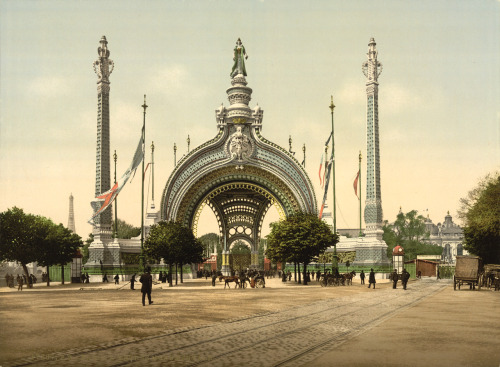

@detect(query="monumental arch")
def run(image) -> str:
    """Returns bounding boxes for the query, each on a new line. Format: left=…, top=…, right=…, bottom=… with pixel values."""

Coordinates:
left=160, top=39, right=317, bottom=274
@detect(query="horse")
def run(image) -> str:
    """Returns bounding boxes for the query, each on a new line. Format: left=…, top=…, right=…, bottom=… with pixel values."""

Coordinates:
left=221, top=276, right=240, bottom=289
left=342, top=270, right=356, bottom=286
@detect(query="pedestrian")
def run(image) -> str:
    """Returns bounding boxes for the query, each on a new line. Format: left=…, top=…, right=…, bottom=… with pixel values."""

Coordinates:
left=392, top=269, right=398, bottom=289
left=287, top=271, right=292, bottom=282
left=401, top=268, right=410, bottom=290
left=140, top=267, right=153, bottom=306
left=103, top=273, right=108, bottom=283
left=130, top=273, right=136, bottom=290
left=85, top=273, right=90, bottom=283
left=80, top=273, right=86, bottom=283
left=17, top=275, right=23, bottom=291
left=114, top=274, right=119, bottom=284
left=211, top=272, right=217, bottom=286
left=368, top=268, right=376, bottom=289
left=360, top=270, right=365, bottom=285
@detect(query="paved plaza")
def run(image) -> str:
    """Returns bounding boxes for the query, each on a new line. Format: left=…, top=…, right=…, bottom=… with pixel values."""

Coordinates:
left=0, top=277, right=499, bottom=366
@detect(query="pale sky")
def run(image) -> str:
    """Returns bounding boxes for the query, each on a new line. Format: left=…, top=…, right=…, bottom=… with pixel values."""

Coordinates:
left=1, top=0, right=499, bottom=240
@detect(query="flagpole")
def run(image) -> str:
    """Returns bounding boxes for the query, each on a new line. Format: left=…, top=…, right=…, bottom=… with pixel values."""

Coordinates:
left=359, top=151, right=362, bottom=237
left=140, top=95, right=148, bottom=272
left=329, top=96, right=338, bottom=270
left=151, top=141, right=155, bottom=205
left=113, top=150, right=118, bottom=238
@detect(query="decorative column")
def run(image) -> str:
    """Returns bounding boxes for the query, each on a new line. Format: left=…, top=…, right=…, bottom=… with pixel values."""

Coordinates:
left=355, top=38, right=390, bottom=268
left=88, top=36, right=120, bottom=269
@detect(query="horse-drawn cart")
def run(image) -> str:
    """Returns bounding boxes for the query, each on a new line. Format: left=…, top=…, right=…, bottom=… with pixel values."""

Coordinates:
left=454, top=255, right=483, bottom=291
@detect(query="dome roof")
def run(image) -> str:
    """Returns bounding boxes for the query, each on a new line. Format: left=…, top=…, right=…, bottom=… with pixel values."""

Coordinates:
left=393, top=245, right=405, bottom=256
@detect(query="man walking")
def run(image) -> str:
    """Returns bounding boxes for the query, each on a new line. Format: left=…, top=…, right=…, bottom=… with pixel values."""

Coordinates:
left=368, top=268, right=376, bottom=289
left=401, top=268, right=410, bottom=290
left=392, top=269, right=398, bottom=289
left=140, top=267, right=153, bottom=306
left=360, top=270, right=365, bottom=285
left=130, top=273, right=136, bottom=290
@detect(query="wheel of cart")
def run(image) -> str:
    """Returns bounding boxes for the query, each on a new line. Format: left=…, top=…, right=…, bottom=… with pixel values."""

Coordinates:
left=255, top=278, right=265, bottom=288
left=320, top=276, right=326, bottom=287
left=327, top=277, right=335, bottom=286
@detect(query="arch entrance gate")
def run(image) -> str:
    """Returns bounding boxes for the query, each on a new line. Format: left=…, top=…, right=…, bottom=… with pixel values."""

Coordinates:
left=160, top=39, right=317, bottom=274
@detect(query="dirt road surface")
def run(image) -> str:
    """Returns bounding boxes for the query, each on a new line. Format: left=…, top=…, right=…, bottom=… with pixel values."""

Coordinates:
left=0, top=277, right=498, bottom=366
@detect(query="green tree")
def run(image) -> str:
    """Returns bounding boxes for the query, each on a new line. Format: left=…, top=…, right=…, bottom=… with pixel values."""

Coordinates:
left=199, top=233, right=219, bottom=259
left=82, top=233, right=94, bottom=264
left=393, top=210, right=429, bottom=242
left=458, top=173, right=500, bottom=264
left=145, top=221, right=203, bottom=286
left=382, top=220, right=397, bottom=248
left=230, top=241, right=251, bottom=272
left=0, top=207, right=50, bottom=285
left=38, top=223, right=82, bottom=286
left=266, top=212, right=338, bottom=285
left=113, top=218, right=141, bottom=239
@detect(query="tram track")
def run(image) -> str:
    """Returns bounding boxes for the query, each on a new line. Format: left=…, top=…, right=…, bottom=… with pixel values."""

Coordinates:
left=5, top=280, right=448, bottom=367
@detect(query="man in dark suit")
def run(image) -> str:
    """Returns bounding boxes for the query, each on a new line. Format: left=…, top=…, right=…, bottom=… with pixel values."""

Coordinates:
left=140, top=268, right=153, bottom=306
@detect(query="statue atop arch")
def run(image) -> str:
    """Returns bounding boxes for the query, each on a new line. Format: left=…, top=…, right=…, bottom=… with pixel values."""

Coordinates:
left=230, top=38, right=248, bottom=77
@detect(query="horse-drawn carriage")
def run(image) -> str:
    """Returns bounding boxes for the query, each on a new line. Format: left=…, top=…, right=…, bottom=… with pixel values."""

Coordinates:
left=454, top=255, right=483, bottom=291
left=483, top=264, right=500, bottom=291
left=319, top=271, right=356, bottom=287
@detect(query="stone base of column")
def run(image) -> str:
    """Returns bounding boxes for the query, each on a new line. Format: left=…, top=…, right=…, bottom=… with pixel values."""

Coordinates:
left=353, top=236, right=391, bottom=269
left=221, top=251, right=231, bottom=275
left=250, top=252, right=259, bottom=269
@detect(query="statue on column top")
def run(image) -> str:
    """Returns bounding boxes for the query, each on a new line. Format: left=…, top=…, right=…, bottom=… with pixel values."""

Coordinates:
left=230, top=38, right=248, bottom=78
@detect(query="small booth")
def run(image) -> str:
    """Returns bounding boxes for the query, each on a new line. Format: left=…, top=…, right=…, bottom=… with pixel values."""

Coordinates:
left=392, top=245, right=405, bottom=274
left=71, top=249, right=83, bottom=283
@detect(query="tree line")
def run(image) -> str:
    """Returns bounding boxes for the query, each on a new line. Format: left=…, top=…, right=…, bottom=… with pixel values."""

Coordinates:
left=0, top=207, right=82, bottom=286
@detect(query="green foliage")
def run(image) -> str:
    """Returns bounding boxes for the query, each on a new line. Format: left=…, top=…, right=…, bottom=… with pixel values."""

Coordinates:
left=337, top=251, right=356, bottom=264
left=0, top=207, right=82, bottom=284
left=397, top=240, right=443, bottom=261
left=382, top=220, right=397, bottom=248
left=145, top=221, right=204, bottom=267
left=199, top=232, right=219, bottom=259
left=113, top=218, right=141, bottom=239
left=230, top=240, right=251, bottom=271
left=0, top=207, right=49, bottom=265
left=82, top=233, right=94, bottom=264
left=393, top=210, right=429, bottom=242
left=38, top=223, right=82, bottom=267
left=459, top=173, right=500, bottom=263
left=266, top=212, right=338, bottom=265
left=384, top=210, right=441, bottom=260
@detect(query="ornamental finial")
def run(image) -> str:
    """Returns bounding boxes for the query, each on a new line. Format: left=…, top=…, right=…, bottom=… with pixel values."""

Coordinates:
left=362, top=37, right=382, bottom=82
left=93, top=36, right=114, bottom=86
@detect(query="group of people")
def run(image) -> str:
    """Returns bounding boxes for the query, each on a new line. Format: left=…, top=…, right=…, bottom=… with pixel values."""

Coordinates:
left=4, top=273, right=38, bottom=290
left=392, top=268, right=410, bottom=290
left=80, top=273, right=90, bottom=283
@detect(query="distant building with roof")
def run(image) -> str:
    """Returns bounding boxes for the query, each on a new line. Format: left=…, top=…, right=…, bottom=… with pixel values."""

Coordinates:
left=423, top=212, right=466, bottom=263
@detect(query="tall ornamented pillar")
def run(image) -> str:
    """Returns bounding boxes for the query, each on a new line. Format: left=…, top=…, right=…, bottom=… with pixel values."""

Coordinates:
left=354, top=38, right=390, bottom=269
left=88, top=36, right=120, bottom=270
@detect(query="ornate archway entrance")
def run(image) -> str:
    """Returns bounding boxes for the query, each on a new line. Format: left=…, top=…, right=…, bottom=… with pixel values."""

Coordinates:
left=160, top=39, right=317, bottom=274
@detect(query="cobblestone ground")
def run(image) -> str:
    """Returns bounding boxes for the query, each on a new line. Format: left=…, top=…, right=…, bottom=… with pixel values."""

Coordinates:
left=2, top=279, right=449, bottom=367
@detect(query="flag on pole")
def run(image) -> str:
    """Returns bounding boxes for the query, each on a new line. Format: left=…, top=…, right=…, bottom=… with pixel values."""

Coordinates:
left=318, top=154, right=333, bottom=219
left=88, top=128, right=144, bottom=224
left=318, top=154, right=324, bottom=186
left=353, top=170, right=360, bottom=198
